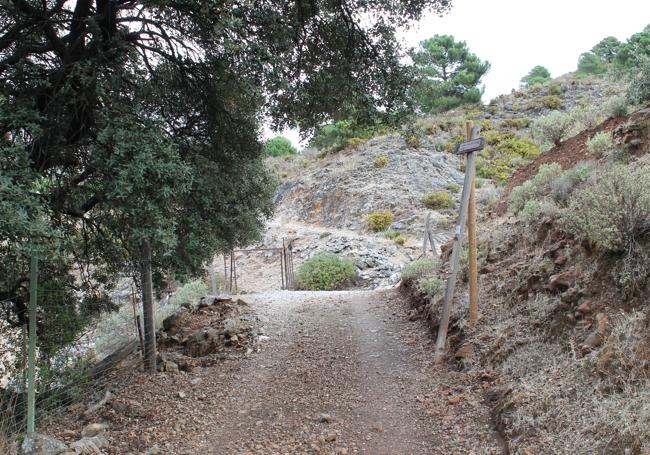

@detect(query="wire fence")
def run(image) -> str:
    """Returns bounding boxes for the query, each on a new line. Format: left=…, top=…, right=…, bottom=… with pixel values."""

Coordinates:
left=0, top=257, right=206, bottom=453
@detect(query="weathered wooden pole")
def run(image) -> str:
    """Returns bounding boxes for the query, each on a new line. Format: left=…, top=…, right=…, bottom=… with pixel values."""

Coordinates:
left=467, top=122, right=479, bottom=326
left=434, top=125, right=482, bottom=364
left=26, top=252, right=38, bottom=433
left=140, top=242, right=156, bottom=372
left=209, top=257, right=218, bottom=294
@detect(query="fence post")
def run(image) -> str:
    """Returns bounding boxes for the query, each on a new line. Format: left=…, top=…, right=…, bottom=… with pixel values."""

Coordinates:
left=27, top=252, right=38, bottom=433
left=467, top=121, right=479, bottom=326
left=140, top=242, right=156, bottom=372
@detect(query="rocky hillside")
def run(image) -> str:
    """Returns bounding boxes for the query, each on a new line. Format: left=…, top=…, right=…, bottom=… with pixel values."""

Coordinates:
left=401, top=107, right=650, bottom=455
left=234, top=73, right=626, bottom=292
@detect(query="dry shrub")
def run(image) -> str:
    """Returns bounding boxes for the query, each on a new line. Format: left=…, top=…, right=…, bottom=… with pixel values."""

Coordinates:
left=560, top=164, right=650, bottom=295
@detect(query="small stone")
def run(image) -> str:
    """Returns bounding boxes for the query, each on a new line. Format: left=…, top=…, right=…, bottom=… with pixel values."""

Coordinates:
left=81, top=422, right=108, bottom=438
left=70, top=434, right=109, bottom=453
left=177, top=391, right=186, bottom=399
left=576, top=300, right=593, bottom=314
left=325, top=431, right=337, bottom=442
left=548, top=271, right=576, bottom=292
left=318, top=413, right=333, bottom=423
left=448, top=395, right=462, bottom=405
left=236, top=298, right=250, bottom=306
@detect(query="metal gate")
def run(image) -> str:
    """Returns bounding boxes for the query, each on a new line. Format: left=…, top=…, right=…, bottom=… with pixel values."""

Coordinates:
left=222, top=238, right=296, bottom=292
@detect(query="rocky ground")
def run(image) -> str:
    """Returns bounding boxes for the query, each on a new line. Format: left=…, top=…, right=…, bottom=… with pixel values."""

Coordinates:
left=41, top=290, right=503, bottom=455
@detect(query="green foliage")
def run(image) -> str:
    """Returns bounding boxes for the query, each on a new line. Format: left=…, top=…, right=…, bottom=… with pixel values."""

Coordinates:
left=508, top=163, right=563, bottom=214
left=603, top=96, right=629, bottom=118
left=296, top=254, right=356, bottom=291
left=476, top=132, right=540, bottom=182
left=503, top=117, right=531, bottom=129
left=560, top=165, right=650, bottom=293
left=520, top=66, right=551, bottom=87
left=540, top=95, right=564, bottom=110
left=446, top=182, right=461, bottom=192
left=586, top=132, right=616, bottom=157
left=384, top=230, right=399, bottom=239
left=577, top=52, right=608, bottom=75
left=401, top=122, right=426, bottom=149
left=0, top=0, right=453, bottom=343
left=264, top=137, right=298, bottom=157
left=422, top=191, right=455, bottom=210
left=571, top=105, right=604, bottom=130
left=532, top=111, right=576, bottom=146
left=417, top=276, right=443, bottom=297
left=550, top=162, right=596, bottom=203
left=310, top=120, right=384, bottom=154
left=170, top=279, right=210, bottom=307
left=393, top=235, right=407, bottom=246
left=547, top=84, right=563, bottom=96
left=615, top=25, right=650, bottom=69
left=410, top=35, right=490, bottom=114
left=401, top=258, right=439, bottom=281
left=560, top=165, right=650, bottom=252
left=519, top=200, right=541, bottom=224
left=444, top=135, right=466, bottom=153
left=366, top=210, right=394, bottom=231
left=374, top=155, right=389, bottom=168
left=592, top=36, right=623, bottom=63
left=627, top=57, right=650, bottom=105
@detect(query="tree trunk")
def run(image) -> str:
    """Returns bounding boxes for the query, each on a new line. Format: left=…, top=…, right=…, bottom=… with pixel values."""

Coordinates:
left=140, top=241, right=156, bottom=372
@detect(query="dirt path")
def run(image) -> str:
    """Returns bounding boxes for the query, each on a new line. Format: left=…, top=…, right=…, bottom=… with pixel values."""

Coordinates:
left=183, top=290, right=501, bottom=455
left=50, top=290, right=502, bottom=454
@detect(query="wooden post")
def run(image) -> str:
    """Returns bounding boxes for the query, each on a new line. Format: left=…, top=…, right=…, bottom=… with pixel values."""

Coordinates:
left=422, top=213, right=431, bottom=257
left=467, top=122, right=479, bottom=327
left=229, top=251, right=234, bottom=293
left=232, top=251, right=238, bottom=292
left=209, top=257, right=218, bottom=294
left=26, top=252, right=38, bottom=433
left=279, top=247, right=285, bottom=290
left=140, top=242, right=156, bottom=372
left=434, top=125, right=481, bottom=364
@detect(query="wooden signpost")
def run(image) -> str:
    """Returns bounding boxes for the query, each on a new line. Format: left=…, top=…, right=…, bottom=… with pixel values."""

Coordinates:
left=434, top=121, right=482, bottom=364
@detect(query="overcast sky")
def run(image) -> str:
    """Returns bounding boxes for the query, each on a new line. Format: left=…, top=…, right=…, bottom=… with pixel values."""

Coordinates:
left=402, top=0, right=650, bottom=100
left=270, top=0, right=650, bottom=146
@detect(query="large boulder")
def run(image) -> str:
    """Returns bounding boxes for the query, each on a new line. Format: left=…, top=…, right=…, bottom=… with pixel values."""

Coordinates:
left=21, top=433, right=69, bottom=455
left=185, top=327, right=220, bottom=357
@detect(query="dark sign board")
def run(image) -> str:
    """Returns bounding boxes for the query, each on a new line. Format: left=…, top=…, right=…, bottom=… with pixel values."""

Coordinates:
left=454, top=137, right=485, bottom=155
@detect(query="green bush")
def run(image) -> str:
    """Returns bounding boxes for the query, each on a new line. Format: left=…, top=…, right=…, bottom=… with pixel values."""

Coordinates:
left=519, top=200, right=541, bottom=224
left=508, top=163, right=563, bottom=214
left=384, top=229, right=399, bottom=239
left=503, top=117, right=531, bottom=129
left=586, top=132, right=615, bottom=157
left=170, top=278, right=210, bottom=307
left=476, top=133, right=540, bottom=182
left=444, top=134, right=466, bottom=153
left=374, top=155, right=389, bottom=168
left=603, top=96, right=628, bottom=118
left=532, top=111, right=576, bottom=146
left=417, top=276, right=443, bottom=297
left=627, top=57, right=650, bottom=105
left=560, top=165, right=650, bottom=253
left=547, top=84, right=563, bottom=96
left=401, top=258, right=439, bottom=281
left=366, top=210, right=394, bottom=231
left=560, top=165, right=650, bottom=293
left=571, top=105, right=604, bottom=130
left=520, top=65, right=551, bottom=87
left=446, top=182, right=461, bottom=192
left=402, top=123, right=426, bottom=149
left=393, top=235, right=407, bottom=246
left=422, top=191, right=455, bottom=209
left=310, top=120, right=383, bottom=153
left=550, top=162, right=596, bottom=203
left=296, top=254, right=356, bottom=291
left=541, top=95, right=564, bottom=110
left=264, top=136, right=298, bottom=157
